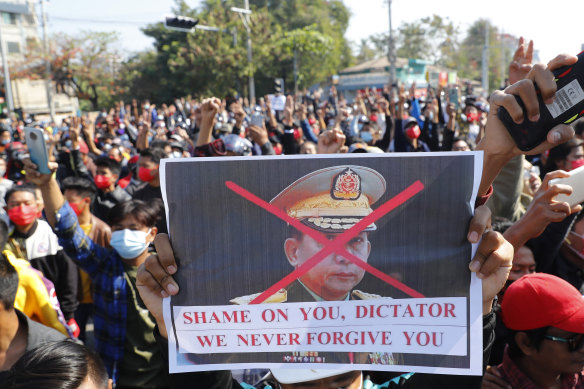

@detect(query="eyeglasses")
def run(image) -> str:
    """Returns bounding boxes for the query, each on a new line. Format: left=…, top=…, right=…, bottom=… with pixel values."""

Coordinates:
left=543, top=333, right=584, bottom=352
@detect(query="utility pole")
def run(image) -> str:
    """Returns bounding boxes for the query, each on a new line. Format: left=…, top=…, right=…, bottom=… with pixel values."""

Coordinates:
left=387, top=0, right=396, bottom=87
left=243, top=0, right=255, bottom=103
left=500, top=31, right=505, bottom=88
left=481, top=23, right=489, bottom=96
left=0, top=15, right=14, bottom=113
left=40, top=0, right=55, bottom=123
left=293, top=47, right=298, bottom=96
left=231, top=3, right=255, bottom=103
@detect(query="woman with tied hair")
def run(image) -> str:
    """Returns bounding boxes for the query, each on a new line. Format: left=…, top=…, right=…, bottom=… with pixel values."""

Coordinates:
left=4, top=340, right=111, bottom=389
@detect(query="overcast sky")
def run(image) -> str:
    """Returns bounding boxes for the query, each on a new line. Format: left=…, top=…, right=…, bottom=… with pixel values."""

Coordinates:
left=44, top=0, right=584, bottom=64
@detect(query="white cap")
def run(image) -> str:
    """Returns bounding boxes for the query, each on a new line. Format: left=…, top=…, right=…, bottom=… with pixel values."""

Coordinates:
left=270, top=368, right=354, bottom=384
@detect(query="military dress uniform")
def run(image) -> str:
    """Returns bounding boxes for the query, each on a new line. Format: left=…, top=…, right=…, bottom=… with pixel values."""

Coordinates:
left=228, top=165, right=398, bottom=366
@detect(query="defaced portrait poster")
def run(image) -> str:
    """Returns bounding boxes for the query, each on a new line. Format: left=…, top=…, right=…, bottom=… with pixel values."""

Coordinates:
left=160, top=152, right=484, bottom=375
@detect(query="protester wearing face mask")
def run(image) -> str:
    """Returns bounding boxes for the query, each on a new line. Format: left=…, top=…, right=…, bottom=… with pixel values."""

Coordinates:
left=132, top=147, right=168, bottom=235
left=3, top=185, right=80, bottom=334
left=0, top=128, right=12, bottom=160
left=23, top=159, right=169, bottom=389
left=543, top=138, right=584, bottom=175
left=394, top=117, right=430, bottom=153
left=61, top=176, right=111, bottom=343
left=92, top=157, right=131, bottom=223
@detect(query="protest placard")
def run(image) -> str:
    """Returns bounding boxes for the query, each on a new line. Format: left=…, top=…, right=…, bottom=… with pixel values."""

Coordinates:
left=161, top=152, right=483, bottom=375
left=268, top=94, right=286, bottom=111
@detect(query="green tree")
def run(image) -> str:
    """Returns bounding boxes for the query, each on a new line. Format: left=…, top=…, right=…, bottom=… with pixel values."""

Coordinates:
left=121, top=0, right=352, bottom=101
left=355, top=38, right=377, bottom=63
left=12, top=31, right=122, bottom=110
left=276, top=25, right=332, bottom=93
left=395, top=20, right=431, bottom=60
left=457, top=19, right=507, bottom=91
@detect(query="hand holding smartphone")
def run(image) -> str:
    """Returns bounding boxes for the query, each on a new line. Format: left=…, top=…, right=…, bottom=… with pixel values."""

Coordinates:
left=549, top=165, right=584, bottom=207
left=24, top=127, right=51, bottom=175
left=497, top=51, right=584, bottom=151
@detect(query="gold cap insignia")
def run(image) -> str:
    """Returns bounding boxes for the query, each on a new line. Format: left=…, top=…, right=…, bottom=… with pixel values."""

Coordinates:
left=331, top=168, right=361, bottom=201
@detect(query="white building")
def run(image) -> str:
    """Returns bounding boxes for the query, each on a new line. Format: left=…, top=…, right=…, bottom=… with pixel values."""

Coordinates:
left=0, top=0, right=78, bottom=119
left=0, top=0, right=38, bottom=58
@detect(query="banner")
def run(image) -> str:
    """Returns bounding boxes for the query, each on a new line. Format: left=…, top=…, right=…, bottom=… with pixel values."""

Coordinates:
left=161, top=152, right=483, bottom=375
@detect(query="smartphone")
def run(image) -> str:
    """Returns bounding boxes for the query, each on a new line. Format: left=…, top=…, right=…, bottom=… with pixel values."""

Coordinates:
left=498, top=50, right=584, bottom=151
left=250, top=112, right=264, bottom=127
left=549, top=166, right=584, bottom=207
left=448, top=87, right=460, bottom=111
left=24, top=127, right=51, bottom=175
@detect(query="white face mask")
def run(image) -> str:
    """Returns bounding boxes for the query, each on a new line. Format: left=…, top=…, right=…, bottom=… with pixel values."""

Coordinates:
left=110, top=228, right=151, bottom=259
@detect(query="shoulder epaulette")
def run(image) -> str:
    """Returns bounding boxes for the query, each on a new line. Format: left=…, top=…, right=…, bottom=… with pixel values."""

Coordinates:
left=230, top=289, right=288, bottom=305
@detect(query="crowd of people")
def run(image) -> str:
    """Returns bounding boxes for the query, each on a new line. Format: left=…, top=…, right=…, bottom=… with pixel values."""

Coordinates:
left=0, top=38, right=584, bottom=388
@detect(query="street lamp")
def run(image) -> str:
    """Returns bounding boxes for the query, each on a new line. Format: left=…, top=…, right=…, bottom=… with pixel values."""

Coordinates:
left=230, top=2, right=255, bottom=102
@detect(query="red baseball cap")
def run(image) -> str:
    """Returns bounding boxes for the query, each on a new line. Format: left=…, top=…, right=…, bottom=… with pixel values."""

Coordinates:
left=501, top=273, right=584, bottom=333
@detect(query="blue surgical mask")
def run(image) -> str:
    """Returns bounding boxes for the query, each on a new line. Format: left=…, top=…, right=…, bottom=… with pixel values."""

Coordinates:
left=360, top=131, right=373, bottom=143
left=110, top=228, right=151, bottom=259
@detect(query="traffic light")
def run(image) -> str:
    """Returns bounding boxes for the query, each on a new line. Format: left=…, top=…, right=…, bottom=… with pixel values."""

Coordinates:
left=274, top=78, right=284, bottom=94
left=164, top=16, right=199, bottom=32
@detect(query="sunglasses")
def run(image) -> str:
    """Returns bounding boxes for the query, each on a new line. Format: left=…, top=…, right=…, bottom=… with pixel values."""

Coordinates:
left=544, top=333, right=584, bottom=352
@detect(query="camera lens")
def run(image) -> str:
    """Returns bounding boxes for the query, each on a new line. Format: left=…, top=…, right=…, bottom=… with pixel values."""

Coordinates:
left=30, top=132, right=37, bottom=141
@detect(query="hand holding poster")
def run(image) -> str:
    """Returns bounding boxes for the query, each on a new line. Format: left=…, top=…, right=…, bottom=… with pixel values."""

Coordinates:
left=161, top=153, right=483, bottom=375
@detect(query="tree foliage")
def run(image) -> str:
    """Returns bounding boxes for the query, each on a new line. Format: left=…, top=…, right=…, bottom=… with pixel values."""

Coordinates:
left=118, top=0, right=352, bottom=101
left=12, top=31, right=122, bottom=110
left=357, top=16, right=511, bottom=91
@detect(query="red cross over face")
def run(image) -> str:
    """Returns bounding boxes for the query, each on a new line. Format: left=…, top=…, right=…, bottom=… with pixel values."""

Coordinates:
left=225, top=178, right=426, bottom=303
left=285, top=231, right=371, bottom=301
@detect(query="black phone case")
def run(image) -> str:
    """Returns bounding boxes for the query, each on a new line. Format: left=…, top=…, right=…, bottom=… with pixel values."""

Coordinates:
left=498, top=51, right=584, bottom=151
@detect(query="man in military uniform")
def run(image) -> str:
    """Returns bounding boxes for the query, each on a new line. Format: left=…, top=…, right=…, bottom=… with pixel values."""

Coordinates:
left=229, top=165, right=397, bottom=365
left=231, top=165, right=387, bottom=305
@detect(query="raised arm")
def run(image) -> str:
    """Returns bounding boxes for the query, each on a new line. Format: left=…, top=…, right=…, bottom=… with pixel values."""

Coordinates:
left=476, top=54, right=578, bottom=197
left=196, top=98, right=221, bottom=147
left=23, top=160, right=64, bottom=228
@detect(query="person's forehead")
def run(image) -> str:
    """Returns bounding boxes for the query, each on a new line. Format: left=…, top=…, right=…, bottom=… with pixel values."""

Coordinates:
left=64, top=189, right=84, bottom=201
left=300, top=231, right=368, bottom=241
left=113, top=215, right=143, bottom=228
left=514, top=246, right=535, bottom=266
left=96, top=166, right=113, bottom=174
left=8, top=190, right=35, bottom=202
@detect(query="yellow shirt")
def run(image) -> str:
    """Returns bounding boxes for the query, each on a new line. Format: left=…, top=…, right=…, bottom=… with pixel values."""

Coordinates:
left=6, top=250, right=69, bottom=336
left=79, top=223, right=94, bottom=304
